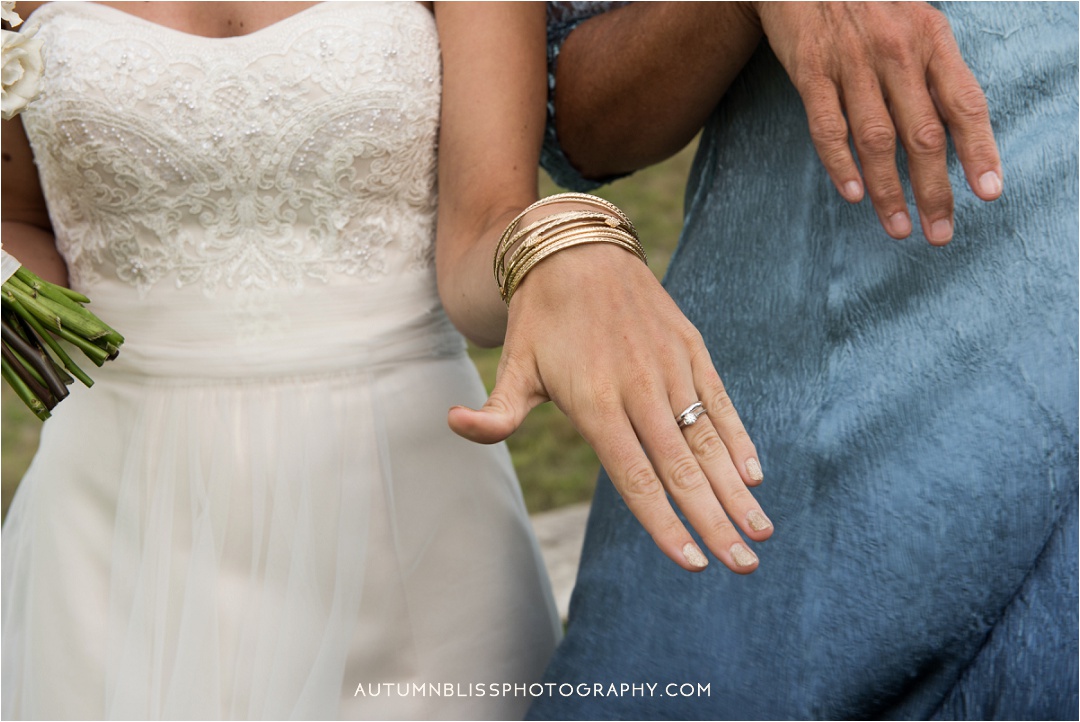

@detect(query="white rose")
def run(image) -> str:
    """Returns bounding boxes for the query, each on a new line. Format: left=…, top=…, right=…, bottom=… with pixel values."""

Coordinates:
left=1, top=1, right=22, bottom=27
left=2, top=24, right=43, bottom=120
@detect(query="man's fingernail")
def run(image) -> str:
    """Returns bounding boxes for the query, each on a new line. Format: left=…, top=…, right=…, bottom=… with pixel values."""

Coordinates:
left=978, top=170, right=1003, bottom=198
left=843, top=180, right=862, bottom=201
left=746, top=458, right=763, bottom=482
left=887, top=212, right=912, bottom=238
left=930, top=219, right=954, bottom=244
left=730, top=543, right=758, bottom=568
left=683, top=542, right=709, bottom=569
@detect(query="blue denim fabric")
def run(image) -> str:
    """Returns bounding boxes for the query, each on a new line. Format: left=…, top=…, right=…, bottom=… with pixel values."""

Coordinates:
left=532, top=3, right=1079, bottom=719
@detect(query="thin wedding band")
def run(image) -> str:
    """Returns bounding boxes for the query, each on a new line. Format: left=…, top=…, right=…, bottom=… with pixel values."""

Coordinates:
left=677, top=402, right=708, bottom=429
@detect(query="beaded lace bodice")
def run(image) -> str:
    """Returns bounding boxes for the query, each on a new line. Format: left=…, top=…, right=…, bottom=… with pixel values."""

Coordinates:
left=21, top=1, right=441, bottom=296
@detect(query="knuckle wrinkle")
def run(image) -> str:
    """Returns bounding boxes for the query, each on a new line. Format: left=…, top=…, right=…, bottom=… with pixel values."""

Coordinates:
left=857, top=122, right=897, bottom=156
left=622, top=464, right=660, bottom=499
left=668, top=457, right=704, bottom=493
left=951, top=86, right=990, bottom=123
left=692, top=429, right=726, bottom=462
left=908, top=119, right=947, bottom=157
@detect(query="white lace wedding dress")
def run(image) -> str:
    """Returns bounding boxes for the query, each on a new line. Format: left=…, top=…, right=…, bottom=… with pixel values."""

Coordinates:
left=2, top=3, right=560, bottom=719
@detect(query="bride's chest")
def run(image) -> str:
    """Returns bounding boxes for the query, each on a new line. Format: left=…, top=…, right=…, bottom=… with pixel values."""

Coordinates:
left=92, top=1, right=324, bottom=41
left=32, top=2, right=441, bottom=150
left=21, top=1, right=444, bottom=295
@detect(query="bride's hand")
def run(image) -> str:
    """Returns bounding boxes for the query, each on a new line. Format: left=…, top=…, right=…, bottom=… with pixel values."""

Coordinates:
left=435, top=3, right=769, bottom=573
left=448, top=244, right=773, bottom=573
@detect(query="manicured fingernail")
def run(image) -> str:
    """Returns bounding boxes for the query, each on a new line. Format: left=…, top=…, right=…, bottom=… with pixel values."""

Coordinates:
left=887, top=212, right=912, bottom=238
left=745, top=458, right=763, bottom=482
left=978, top=170, right=1002, bottom=198
left=730, top=543, right=758, bottom=568
left=683, top=542, right=708, bottom=569
left=929, top=219, right=953, bottom=244
left=747, top=509, right=773, bottom=532
left=843, top=180, right=862, bottom=202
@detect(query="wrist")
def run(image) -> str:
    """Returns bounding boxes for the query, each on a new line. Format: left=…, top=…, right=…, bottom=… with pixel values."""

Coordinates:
left=508, top=241, right=656, bottom=313
left=494, top=194, right=645, bottom=306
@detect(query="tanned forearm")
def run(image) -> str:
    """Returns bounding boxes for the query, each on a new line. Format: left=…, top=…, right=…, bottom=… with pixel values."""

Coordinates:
left=554, top=2, right=762, bottom=179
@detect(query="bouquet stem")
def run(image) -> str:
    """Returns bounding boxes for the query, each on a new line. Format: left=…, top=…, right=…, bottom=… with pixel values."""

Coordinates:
left=1, top=351, right=50, bottom=421
left=5, top=293, right=93, bottom=386
left=1, top=318, right=69, bottom=400
left=0, top=254, right=124, bottom=419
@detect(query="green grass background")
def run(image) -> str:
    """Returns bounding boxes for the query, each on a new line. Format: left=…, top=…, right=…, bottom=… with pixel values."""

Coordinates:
left=1, top=141, right=697, bottom=518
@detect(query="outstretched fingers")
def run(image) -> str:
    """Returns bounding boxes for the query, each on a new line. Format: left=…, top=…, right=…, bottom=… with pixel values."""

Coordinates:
left=679, top=415, right=771, bottom=541
left=843, top=71, right=913, bottom=240
left=579, top=409, right=714, bottom=572
left=637, top=402, right=763, bottom=574
left=616, top=352, right=769, bottom=573
left=884, top=62, right=955, bottom=245
left=626, top=388, right=760, bottom=574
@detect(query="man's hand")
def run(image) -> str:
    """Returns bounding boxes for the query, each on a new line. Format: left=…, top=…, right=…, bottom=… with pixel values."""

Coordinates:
left=757, top=2, right=1002, bottom=245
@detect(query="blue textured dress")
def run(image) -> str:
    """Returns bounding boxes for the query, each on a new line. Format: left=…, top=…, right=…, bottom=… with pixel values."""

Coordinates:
left=532, top=2, right=1078, bottom=719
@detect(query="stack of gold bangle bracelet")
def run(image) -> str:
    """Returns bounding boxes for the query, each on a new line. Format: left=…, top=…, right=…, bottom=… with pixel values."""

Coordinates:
left=494, top=193, right=648, bottom=304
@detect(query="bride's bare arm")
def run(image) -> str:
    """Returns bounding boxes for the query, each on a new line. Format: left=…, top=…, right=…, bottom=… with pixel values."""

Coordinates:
left=2, top=113, right=67, bottom=286
left=432, top=1, right=544, bottom=348
left=434, top=2, right=772, bottom=574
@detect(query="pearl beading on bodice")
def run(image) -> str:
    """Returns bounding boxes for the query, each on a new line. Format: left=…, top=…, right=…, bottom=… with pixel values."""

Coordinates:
left=21, top=1, right=442, bottom=296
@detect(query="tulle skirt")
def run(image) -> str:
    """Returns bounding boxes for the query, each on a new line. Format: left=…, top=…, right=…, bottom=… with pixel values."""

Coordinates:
left=2, top=294, right=560, bottom=720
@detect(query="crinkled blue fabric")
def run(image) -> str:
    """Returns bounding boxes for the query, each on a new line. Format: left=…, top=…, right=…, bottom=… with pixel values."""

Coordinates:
left=531, top=2, right=1079, bottom=719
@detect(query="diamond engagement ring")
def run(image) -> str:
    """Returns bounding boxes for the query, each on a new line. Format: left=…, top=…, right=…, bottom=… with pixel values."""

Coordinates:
left=676, top=402, right=708, bottom=429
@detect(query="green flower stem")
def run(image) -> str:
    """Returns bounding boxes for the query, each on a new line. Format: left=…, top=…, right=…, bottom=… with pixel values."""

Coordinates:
left=2, top=286, right=110, bottom=364
left=1, top=345, right=52, bottom=419
left=13, top=266, right=91, bottom=304
left=4, top=276, right=114, bottom=344
left=11, top=311, right=74, bottom=386
left=1, top=339, right=51, bottom=396
left=13, top=267, right=123, bottom=346
left=1, top=319, right=69, bottom=401
left=44, top=316, right=110, bottom=366
left=1, top=354, right=50, bottom=421
left=3, top=293, right=93, bottom=387
left=1, top=261, right=124, bottom=419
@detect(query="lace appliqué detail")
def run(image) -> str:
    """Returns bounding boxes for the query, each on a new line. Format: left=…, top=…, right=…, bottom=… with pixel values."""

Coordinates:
left=22, top=3, right=441, bottom=295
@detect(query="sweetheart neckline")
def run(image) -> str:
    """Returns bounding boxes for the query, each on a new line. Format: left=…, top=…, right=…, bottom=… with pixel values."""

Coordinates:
left=30, top=1, right=430, bottom=43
